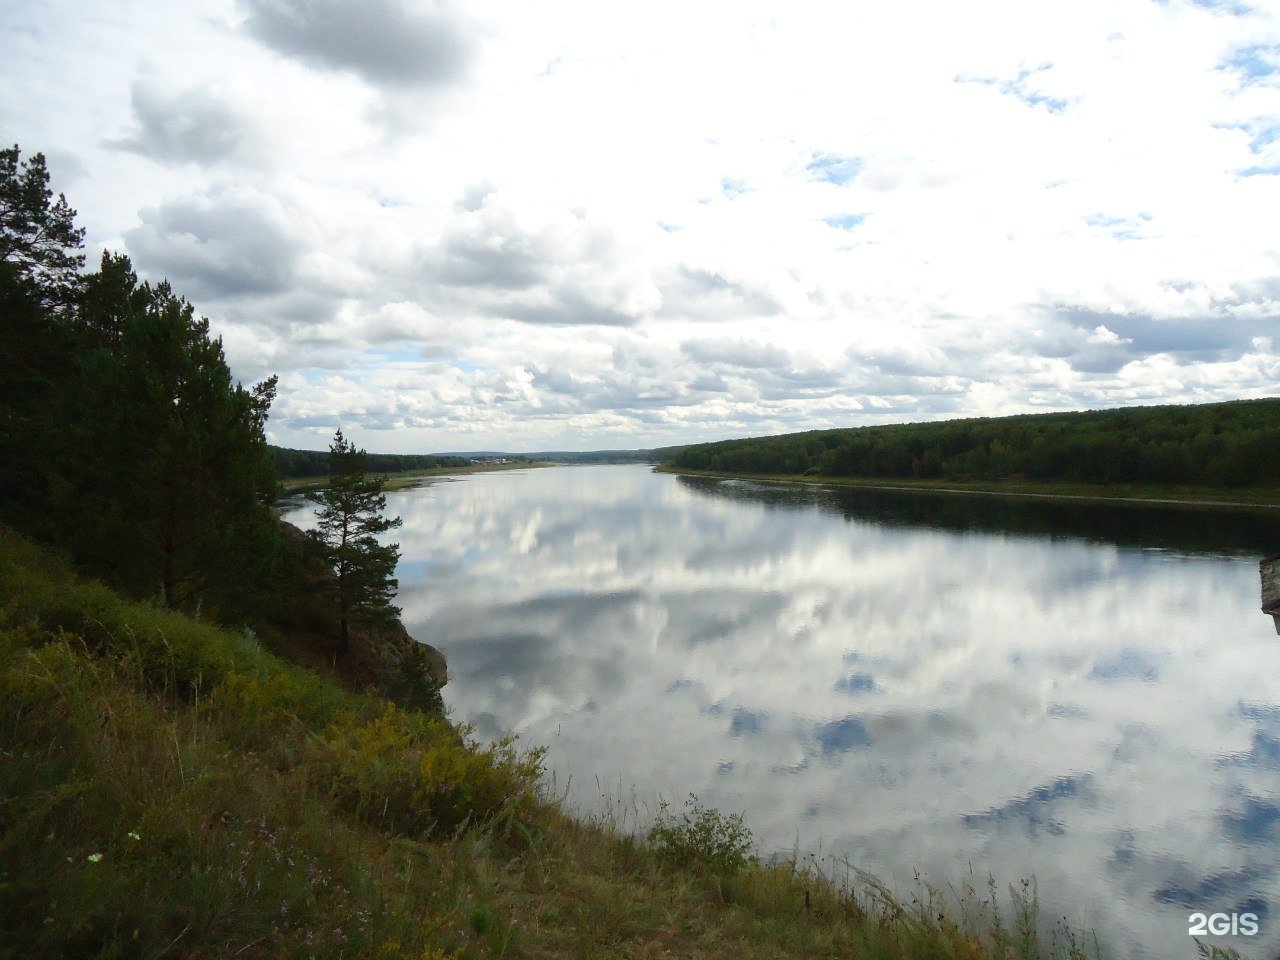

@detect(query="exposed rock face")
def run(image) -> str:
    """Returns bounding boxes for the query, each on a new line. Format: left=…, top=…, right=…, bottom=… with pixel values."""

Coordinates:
left=276, top=519, right=447, bottom=709
left=1263, top=554, right=1280, bottom=635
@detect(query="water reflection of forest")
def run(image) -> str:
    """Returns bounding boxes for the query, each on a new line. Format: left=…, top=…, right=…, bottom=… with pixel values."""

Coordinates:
left=677, top=475, right=1280, bottom=558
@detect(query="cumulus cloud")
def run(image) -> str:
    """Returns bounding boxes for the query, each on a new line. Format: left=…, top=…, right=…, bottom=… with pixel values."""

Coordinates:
left=362, top=301, right=463, bottom=354
left=658, top=267, right=783, bottom=322
left=109, top=81, right=262, bottom=166
left=1065, top=311, right=1268, bottom=363
left=240, top=0, right=477, bottom=89
left=680, top=337, right=791, bottom=370
left=1086, top=325, right=1128, bottom=346
left=417, top=189, right=662, bottom=326
left=125, top=187, right=301, bottom=300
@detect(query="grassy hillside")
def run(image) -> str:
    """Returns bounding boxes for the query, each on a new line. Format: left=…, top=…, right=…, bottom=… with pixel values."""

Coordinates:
left=667, top=399, right=1280, bottom=496
left=0, top=526, right=1142, bottom=960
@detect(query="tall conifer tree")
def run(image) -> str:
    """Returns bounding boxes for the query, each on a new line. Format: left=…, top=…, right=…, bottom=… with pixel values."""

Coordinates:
left=310, top=430, right=402, bottom=654
left=0, top=147, right=85, bottom=522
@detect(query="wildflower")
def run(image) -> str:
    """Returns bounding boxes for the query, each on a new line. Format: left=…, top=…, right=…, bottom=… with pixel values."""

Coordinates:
left=127, top=831, right=140, bottom=841
left=87, top=853, right=103, bottom=863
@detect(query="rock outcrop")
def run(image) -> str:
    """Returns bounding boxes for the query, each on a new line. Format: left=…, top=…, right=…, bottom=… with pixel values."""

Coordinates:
left=1263, top=554, right=1280, bottom=635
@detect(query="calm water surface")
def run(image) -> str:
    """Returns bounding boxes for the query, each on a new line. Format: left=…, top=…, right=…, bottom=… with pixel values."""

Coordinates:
left=283, top=465, right=1280, bottom=959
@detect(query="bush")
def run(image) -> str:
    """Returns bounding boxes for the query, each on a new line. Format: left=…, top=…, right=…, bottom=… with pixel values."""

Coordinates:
left=320, top=703, right=546, bottom=837
left=648, top=794, right=754, bottom=874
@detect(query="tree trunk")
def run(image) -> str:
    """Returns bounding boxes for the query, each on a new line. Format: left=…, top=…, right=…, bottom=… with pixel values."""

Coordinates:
left=162, top=500, right=176, bottom=608
left=338, top=570, right=350, bottom=655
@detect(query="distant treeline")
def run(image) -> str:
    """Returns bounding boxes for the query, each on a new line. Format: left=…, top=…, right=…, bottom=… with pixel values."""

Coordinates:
left=668, top=399, right=1280, bottom=488
left=529, top=447, right=687, bottom=465
left=270, top=446, right=694, bottom=475
left=270, top=445, right=473, bottom=478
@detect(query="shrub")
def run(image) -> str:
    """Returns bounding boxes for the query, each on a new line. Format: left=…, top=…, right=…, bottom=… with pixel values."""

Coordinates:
left=320, top=703, right=545, bottom=837
left=212, top=665, right=347, bottom=752
left=647, top=794, right=754, bottom=874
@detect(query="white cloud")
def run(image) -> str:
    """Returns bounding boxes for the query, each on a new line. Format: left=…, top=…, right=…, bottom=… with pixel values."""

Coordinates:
left=1087, top=325, right=1128, bottom=345
left=109, top=80, right=265, bottom=166
left=239, top=0, right=479, bottom=90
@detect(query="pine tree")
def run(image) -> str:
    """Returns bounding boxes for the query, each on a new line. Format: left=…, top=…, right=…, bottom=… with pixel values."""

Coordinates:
left=0, top=145, right=85, bottom=311
left=1, top=146, right=86, bottom=522
left=310, top=430, right=403, bottom=654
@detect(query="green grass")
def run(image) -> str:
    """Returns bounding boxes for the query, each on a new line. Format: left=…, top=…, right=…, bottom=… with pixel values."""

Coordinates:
left=0, top=524, right=1213, bottom=959
left=655, top=466, right=1280, bottom=510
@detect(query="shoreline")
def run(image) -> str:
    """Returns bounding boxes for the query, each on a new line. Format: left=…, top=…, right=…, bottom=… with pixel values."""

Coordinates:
left=654, top=465, right=1280, bottom=512
left=278, top=459, right=559, bottom=495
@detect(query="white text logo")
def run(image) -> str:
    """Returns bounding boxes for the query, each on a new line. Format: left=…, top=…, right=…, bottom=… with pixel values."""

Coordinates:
left=1188, top=913, right=1260, bottom=937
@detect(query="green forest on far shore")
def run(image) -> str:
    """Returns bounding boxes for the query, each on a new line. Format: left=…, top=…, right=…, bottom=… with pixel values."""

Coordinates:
left=667, top=399, right=1280, bottom=491
left=269, top=445, right=474, bottom=479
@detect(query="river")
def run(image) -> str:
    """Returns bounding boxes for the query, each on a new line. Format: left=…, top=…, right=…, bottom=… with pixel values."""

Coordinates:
left=281, top=464, right=1280, bottom=959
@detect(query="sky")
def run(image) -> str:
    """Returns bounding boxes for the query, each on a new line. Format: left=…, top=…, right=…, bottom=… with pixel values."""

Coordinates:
left=3, top=0, right=1279, bottom=452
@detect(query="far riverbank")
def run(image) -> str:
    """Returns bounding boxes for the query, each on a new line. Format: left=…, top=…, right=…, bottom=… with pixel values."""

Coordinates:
left=279, top=459, right=558, bottom=494
left=654, top=465, right=1280, bottom=511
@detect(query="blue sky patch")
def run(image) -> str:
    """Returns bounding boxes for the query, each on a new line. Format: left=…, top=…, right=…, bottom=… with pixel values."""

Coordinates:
left=824, top=213, right=865, bottom=231
left=957, top=65, right=1069, bottom=114
left=1084, top=213, right=1143, bottom=240
left=1192, top=0, right=1256, bottom=16
left=369, top=345, right=425, bottom=362
left=1212, top=120, right=1279, bottom=155
left=806, top=153, right=863, bottom=186
left=1220, top=44, right=1279, bottom=82
left=1016, top=90, right=1068, bottom=113
left=1249, top=125, right=1280, bottom=153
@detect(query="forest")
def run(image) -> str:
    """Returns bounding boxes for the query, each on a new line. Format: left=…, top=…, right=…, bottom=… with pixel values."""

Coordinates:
left=668, top=399, right=1280, bottom=488
left=520, top=446, right=687, bottom=465
left=270, top=444, right=472, bottom=479
left=1, top=145, right=290, bottom=620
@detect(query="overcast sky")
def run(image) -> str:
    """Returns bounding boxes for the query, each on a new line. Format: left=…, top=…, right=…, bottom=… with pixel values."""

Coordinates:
left=4, top=0, right=1279, bottom=452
